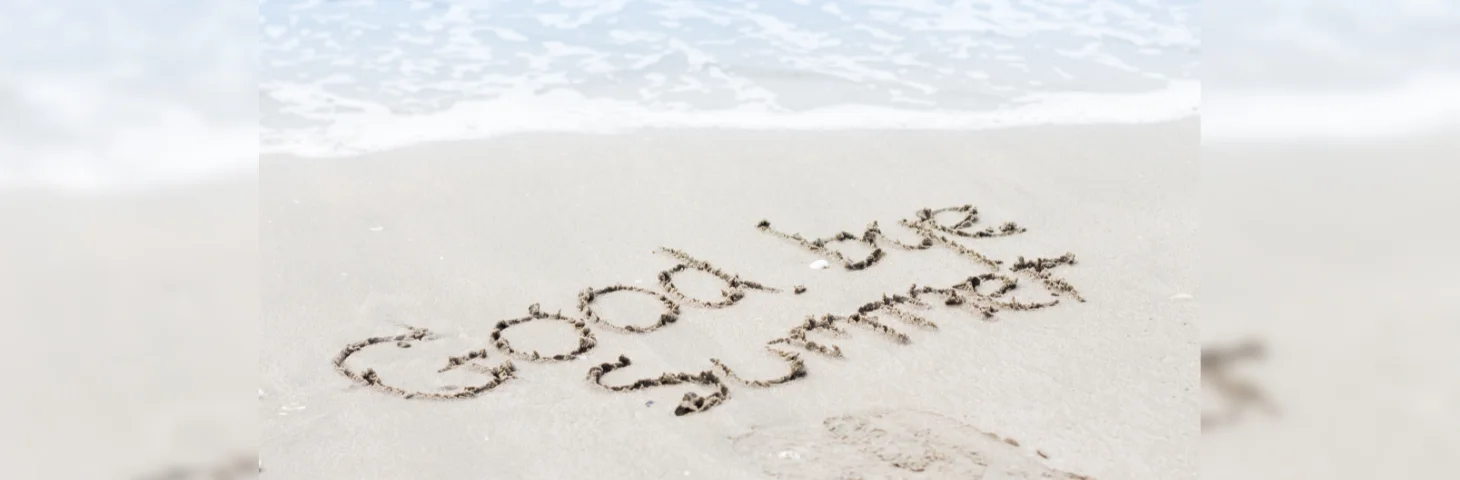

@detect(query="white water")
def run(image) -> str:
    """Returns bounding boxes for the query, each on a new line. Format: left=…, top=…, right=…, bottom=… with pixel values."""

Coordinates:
left=13, top=0, right=1460, bottom=190
left=258, top=0, right=1203, bottom=157
left=1205, top=73, right=1460, bottom=143
left=5, top=0, right=1206, bottom=190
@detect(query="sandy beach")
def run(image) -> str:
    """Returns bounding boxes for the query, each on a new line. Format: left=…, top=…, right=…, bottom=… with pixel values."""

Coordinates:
left=0, top=181, right=258, bottom=479
left=261, top=121, right=1199, bottom=479
left=1200, top=134, right=1460, bottom=479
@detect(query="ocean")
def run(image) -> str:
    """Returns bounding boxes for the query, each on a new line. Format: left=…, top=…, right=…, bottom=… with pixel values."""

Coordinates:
left=258, top=0, right=1201, bottom=157
left=19, top=0, right=1457, bottom=190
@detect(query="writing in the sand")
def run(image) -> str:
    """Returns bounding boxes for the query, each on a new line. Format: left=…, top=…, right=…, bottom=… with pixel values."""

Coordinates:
left=333, top=205, right=1084, bottom=416
left=1201, top=339, right=1280, bottom=429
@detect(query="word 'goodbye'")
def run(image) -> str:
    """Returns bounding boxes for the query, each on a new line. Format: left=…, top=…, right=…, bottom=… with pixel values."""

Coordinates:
left=332, top=205, right=1084, bottom=416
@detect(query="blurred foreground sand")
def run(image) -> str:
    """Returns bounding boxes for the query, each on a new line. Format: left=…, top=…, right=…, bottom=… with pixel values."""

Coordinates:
left=0, top=181, right=258, bottom=479
left=1201, top=134, right=1460, bottom=478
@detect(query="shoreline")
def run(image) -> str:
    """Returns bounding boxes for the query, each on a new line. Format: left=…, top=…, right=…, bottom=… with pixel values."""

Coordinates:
left=262, top=117, right=1200, bottom=161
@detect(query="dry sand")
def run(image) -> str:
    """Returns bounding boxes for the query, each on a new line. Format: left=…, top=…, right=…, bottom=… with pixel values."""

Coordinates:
left=0, top=181, right=258, bottom=479
left=1200, top=134, right=1460, bottom=479
left=261, top=121, right=1198, bottom=479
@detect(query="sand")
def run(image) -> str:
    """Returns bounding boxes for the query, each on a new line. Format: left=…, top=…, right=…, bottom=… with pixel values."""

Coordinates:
left=0, top=181, right=258, bottom=479
left=1200, top=134, right=1460, bottom=479
left=261, top=121, right=1199, bottom=479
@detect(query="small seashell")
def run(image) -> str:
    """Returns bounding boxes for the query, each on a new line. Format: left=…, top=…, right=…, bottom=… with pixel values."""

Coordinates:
left=809, top=259, right=830, bottom=270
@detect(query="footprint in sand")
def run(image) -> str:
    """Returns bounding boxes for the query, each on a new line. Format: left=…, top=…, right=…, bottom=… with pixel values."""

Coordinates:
left=730, top=408, right=1095, bottom=479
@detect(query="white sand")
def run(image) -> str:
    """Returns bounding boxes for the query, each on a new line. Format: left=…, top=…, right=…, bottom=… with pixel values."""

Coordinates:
left=1201, top=135, right=1460, bottom=479
left=262, top=122, right=1198, bottom=479
left=0, top=181, right=258, bottom=479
